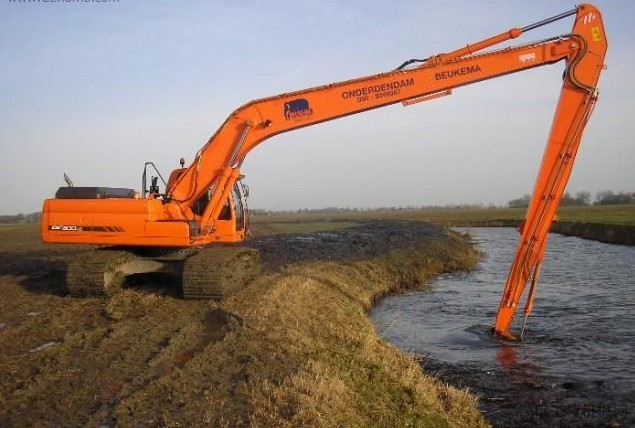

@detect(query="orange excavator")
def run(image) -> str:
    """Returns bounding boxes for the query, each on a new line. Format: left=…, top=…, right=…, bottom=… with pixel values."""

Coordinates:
left=41, top=4, right=607, bottom=339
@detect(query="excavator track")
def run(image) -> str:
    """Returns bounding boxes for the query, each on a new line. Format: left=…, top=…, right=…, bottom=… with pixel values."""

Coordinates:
left=66, top=248, right=135, bottom=297
left=182, top=246, right=260, bottom=299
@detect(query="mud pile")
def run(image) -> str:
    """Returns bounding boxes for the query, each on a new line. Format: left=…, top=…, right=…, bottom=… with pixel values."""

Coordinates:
left=251, top=220, right=447, bottom=268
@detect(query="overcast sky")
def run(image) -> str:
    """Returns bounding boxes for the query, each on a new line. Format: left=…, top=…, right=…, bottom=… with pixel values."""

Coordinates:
left=1, top=0, right=633, bottom=214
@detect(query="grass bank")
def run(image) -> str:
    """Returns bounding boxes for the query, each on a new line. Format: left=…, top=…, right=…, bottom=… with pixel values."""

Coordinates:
left=113, top=224, right=486, bottom=427
left=0, top=222, right=488, bottom=427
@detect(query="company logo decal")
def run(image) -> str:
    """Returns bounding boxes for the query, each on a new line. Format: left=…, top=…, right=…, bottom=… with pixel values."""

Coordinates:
left=284, top=98, right=313, bottom=121
left=435, top=64, right=482, bottom=81
left=341, top=78, right=415, bottom=103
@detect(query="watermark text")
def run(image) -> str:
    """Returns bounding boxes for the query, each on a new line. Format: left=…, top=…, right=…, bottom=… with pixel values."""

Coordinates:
left=9, top=0, right=120, bottom=4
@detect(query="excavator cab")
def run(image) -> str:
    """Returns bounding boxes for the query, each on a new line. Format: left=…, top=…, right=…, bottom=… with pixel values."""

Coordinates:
left=214, top=179, right=248, bottom=234
left=145, top=159, right=249, bottom=239
left=234, top=179, right=248, bottom=231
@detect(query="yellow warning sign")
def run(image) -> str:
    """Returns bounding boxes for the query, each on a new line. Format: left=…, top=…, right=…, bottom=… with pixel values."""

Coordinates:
left=591, top=26, right=602, bottom=42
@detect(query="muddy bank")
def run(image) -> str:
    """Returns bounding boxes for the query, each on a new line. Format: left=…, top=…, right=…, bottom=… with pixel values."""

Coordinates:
left=419, top=357, right=632, bottom=427
left=551, top=221, right=635, bottom=246
left=0, top=221, right=485, bottom=427
left=440, top=219, right=635, bottom=246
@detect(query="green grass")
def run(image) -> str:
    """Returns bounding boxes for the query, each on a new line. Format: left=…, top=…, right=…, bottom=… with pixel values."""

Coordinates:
left=251, top=204, right=635, bottom=227
left=555, top=205, right=635, bottom=225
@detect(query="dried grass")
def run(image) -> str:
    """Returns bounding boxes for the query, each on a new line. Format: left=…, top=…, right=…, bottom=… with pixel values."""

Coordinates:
left=0, top=224, right=487, bottom=427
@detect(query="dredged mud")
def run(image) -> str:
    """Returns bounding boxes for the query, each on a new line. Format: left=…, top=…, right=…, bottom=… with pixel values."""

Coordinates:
left=250, top=220, right=447, bottom=269
left=419, top=355, right=632, bottom=427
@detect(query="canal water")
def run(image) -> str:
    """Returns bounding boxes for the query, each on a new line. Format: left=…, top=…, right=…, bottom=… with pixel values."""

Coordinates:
left=371, top=228, right=634, bottom=427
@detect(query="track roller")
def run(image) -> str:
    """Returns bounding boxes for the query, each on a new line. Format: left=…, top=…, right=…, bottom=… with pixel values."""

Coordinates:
left=182, top=246, right=260, bottom=299
left=66, top=249, right=135, bottom=297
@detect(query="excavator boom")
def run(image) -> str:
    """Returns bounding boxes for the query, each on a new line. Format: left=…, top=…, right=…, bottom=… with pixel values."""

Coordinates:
left=41, top=5, right=607, bottom=335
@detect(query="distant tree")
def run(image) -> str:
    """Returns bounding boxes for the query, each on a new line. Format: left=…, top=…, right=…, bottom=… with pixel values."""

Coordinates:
left=575, top=191, right=591, bottom=205
left=0, top=211, right=42, bottom=223
left=0, top=214, right=21, bottom=223
left=595, top=190, right=635, bottom=205
left=594, top=190, right=614, bottom=204
left=560, top=192, right=575, bottom=206
left=560, top=191, right=591, bottom=206
left=508, top=194, right=531, bottom=208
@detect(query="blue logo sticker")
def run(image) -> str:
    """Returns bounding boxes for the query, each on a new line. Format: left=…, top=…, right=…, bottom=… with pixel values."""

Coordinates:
left=284, top=98, right=314, bottom=121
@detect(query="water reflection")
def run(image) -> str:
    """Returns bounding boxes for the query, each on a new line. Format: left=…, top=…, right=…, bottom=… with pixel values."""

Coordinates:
left=496, top=345, right=517, bottom=369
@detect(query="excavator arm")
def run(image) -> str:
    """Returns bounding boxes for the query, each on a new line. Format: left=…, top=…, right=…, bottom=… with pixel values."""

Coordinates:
left=167, top=5, right=608, bottom=339
left=41, top=5, right=607, bottom=332
left=168, top=5, right=605, bottom=237
left=493, top=6, right=607, bottom=339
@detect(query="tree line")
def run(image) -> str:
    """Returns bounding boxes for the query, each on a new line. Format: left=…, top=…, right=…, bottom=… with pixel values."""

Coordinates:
left=0, top=212, right=41, bottom=224
left=508, top=190, right=635, bottom=208
left=1, top=190, right=632, bottom=223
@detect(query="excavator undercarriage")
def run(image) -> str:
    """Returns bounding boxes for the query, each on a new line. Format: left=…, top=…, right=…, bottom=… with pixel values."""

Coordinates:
left=66, top=246, right=260, bottom=300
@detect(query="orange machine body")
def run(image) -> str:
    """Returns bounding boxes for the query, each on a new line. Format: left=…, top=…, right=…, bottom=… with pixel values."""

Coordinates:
left=41, top=5, right=607, bottom=338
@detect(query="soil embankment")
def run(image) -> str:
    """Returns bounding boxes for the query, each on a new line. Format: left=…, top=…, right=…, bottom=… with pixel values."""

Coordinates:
left=550, top=221, right=635, bottom=246
left=0, top=222, right=486, bottom=427
left=454, top=220, right=635, bottom=246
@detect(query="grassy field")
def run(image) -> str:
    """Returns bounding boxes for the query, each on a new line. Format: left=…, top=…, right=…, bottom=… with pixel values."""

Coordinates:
left=553, top=204, right=635, bottom=225
left=252, top=204, right=635, bottom=226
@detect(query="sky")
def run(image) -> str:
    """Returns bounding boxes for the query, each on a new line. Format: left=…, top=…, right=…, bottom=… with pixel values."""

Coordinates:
left=0, top=0, right=633, bottom=214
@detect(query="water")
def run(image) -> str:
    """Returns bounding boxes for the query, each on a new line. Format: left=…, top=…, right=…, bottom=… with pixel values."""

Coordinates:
left=372, top=228, right=635, bottom=426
